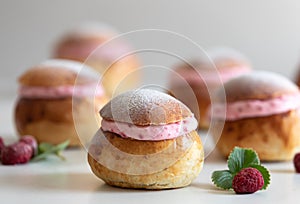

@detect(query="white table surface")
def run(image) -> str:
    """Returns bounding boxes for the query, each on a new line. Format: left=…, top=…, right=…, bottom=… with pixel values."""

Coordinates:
left=1, top=98, right=300, bottom=204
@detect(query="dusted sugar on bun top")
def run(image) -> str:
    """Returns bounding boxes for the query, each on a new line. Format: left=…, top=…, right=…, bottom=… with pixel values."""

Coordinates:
left=19, top=59, right=97, bottom=86
left=18, top=59, right=104, bottom=99
left=100, top=89, right=198, bottom=141
left=212, top=71, right=300, bottom=121
left=215, top=71, right=299, bottom=103
left=101, top=89, right=192, bottom=125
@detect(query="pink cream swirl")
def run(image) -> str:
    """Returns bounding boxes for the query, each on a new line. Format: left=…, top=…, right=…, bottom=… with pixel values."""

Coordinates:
left=211, top=93, right=300, bottom=121
left=101, top=116, right=198, bottom=141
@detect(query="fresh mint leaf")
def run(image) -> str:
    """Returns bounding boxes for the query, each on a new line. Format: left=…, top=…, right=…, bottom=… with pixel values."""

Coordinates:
left=211, top=170, right=233, bottom=190
left=250, top=164, right=271, bottom=190
left=31, top=140, right=69, bottom=162
left=227, top=147, right=260, bottom=174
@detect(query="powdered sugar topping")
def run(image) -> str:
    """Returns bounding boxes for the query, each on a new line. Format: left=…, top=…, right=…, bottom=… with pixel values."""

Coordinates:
left=41, top=59, right=100, bottom=80
left=101, top=89, right=192, bottom=125
left=226, top=71, right=299, bottom=92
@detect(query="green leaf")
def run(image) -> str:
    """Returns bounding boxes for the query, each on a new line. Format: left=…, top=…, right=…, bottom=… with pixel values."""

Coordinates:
left=243, top=148, right=260, bottom=167
left=52, top=140, right=70, bottom=153
left=31, top=140, right=70, bottom=162
left=211, top=170, right=233, bottom=190
left=38, top=143, right=54, bottom=153
left=227, top=147, right=260, bottom=174
left=250, top=164, right=271, bottom=190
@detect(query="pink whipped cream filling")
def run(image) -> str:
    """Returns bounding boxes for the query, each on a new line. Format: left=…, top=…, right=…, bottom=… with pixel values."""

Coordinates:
left=170, top=65, right=250, bottom=87
left=19, top=83, right=104, bottom=99
left=101, top=116, right=198, bottom=141
left=211, top=93, right=300, bottom=121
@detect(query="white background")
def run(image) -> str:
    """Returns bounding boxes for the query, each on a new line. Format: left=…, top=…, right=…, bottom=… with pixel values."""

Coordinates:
left=1, top=0, right=300, bottom=96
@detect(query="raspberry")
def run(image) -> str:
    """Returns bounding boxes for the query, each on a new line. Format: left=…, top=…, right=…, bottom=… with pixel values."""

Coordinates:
left=0, top=137, right=5, bottom=156
left=19, top=135, right=38, bottom=157
left=293, top=153, right=300, bottom=173
left=232, top=167, right=264, bottom=194
left=1, top=142, right=33, bottom=165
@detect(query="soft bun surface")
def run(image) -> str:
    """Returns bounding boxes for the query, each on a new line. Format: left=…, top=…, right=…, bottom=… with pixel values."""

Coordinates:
left=213, top=109, right=300, bottom=161
left=15, top=97, right=105, bottom=146
left=15, top=59, right=106, bottom=147
left=88, top=130, right=204, bottom=189
left=214, top=71, right=299, bottom=103
left=211, top=71, right=300, bottom=161
left=18, top=59, right=97, bottom=87
left=100, top=89, right=192, bottom=126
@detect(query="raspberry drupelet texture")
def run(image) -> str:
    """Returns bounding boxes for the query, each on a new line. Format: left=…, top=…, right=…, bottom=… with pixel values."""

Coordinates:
left=294, top=153, right=300, bottom=173
left=232, top=167, right=264, bottom=194
left=19, top=135, right=38, bottom=157
left=1, top=142, right=33, bottom=165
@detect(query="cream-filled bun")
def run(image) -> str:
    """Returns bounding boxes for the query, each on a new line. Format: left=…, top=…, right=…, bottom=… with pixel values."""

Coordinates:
left=52, top=23, right=140, bottom=97
left=210, top=71, right=300, bottom=161
left=169, top=49, right=251, bottom=129
left=88, top=89, right=204, bottom=189
left=15, top=59, right=108, bottom=147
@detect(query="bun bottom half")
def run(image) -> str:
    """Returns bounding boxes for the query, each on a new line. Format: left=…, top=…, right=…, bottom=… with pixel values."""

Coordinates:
left=212, top=109, right=300, bottom=161
left=15, top=97, right=106, bottom=147
left=88, top=130, right=204, bottom=189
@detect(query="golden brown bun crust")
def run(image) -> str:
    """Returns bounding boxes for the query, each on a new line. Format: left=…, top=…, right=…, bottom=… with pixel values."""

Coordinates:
left=18, top=66, right=93, bottom=87
left=214, top=71, right=299, bottom=103
left=100, top=89, right=192, bottom=126
left=87, top=130, right=204, bottom=189
left=212, top=109, right=300, bottom=161
left=15, top=96, right=106, bottom=146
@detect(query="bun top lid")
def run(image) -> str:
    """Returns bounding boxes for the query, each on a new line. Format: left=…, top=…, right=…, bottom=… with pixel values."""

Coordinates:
left=18, top=59, right=99, bottom=87
left=174, top=48, right=250, bottom=73
left=57, top=22, right=118, bottom=41
left=53, top=22, right=134, bottom=61
left=207, top=47, right=250, bottom=67
left=214, top=71, right=299, bottom=103
left=100, top=89, right=193, bottom=126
